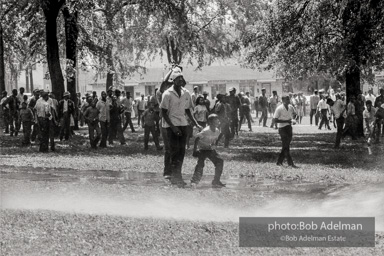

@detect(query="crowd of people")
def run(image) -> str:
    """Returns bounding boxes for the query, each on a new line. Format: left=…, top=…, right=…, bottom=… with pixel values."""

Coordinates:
left=1, top=66, right=384, bottom=188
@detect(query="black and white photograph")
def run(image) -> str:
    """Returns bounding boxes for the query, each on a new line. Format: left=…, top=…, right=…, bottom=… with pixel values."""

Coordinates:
left=0, top=0, right=383, bottom=255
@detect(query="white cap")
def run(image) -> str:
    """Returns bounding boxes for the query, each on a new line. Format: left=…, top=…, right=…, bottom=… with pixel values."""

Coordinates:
left=168, top=67, right=183, bottom=82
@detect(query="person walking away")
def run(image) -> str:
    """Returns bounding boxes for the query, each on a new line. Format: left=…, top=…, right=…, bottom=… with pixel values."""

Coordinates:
left=137, top=94, right=146, bottom=126
left=269, top=91, right=279, bottom=129
left=142, top=102, right=163, bottom=150
left=96, top=91, right=110, bottom=148
left=1, top=91, right=10, bottom=134
left=239, top=92, right=252, bottom=131
left=122, top=91, right=136, bottom=132
left=58, top=91, right=75, bottom=141
left=191, top=114, right=225, bottom=188
left=2, top=89, right=20, bottom=136
left=35, top=91, right=55, bottom=152
left=19, top=102, right=34, bottom=146
left=317, top=95, right=331, bottom=130
left=309, top=90, right=320, bottom=126
left=330, top=94, right=346, bottom=148
left=28, top=89, right=40, bottom=142
left=214, top=94, right=231, bottom=148
left=227, top=87, right=240, bottom=138
left=259, top=88, right=269, bottom=127
left=245, top=92, right=254, bottom=122
left=84, top=101, right=101, bottom=148
left=273, top=95, right=298, bottom=168
left=160, top=66, right=202, bottom=187
left=194, top=96, right=208, bottom=127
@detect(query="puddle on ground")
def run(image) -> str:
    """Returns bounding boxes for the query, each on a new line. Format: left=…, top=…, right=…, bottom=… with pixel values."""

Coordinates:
left=0, top=165, right=343, bottom=196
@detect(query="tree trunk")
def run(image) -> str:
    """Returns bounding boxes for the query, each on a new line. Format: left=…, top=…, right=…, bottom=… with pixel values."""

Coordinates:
left=29, top=66, right=34, bottom=92
left=345, top=64, right=360, bottom=100
left=25, top=67, right=30, bottom=93
left=63, top=7, right=78, bottom=105
left=106, top=44, right=114, bottom=91
left=42, top=1, right=65, bottom=100
left=0, top=24, right=5, bottom=94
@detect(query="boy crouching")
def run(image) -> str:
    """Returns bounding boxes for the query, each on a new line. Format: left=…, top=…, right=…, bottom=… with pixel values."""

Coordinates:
left=191, top=114, right=225, bottom=188
left=142, top=102, right=163, bottom=151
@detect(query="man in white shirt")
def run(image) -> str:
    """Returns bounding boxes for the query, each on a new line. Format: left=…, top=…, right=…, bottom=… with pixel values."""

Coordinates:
left=273, top=95, right=298, bottom=167
left=160, top=66, right=202, bottom=187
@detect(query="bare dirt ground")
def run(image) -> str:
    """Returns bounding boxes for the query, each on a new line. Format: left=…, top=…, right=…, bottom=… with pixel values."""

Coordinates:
left=1, top=118, right=384, bottom=255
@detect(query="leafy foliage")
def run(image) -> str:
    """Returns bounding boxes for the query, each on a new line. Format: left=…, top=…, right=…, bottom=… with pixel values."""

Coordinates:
left=242, top=0, right=384, bottom=85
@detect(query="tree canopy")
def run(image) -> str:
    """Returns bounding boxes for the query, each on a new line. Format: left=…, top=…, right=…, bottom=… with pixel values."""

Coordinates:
left=242, top=0, right=384, bottom=98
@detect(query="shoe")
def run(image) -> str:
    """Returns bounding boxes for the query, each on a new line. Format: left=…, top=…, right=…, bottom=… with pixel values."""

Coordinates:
left=157, top=146, right=163, bottom=150
left=289, top=165, right=299, bottom=168
left=121, top=142, right=126, bottom=145
left=212, top=181, right=226, bottom=188
left=249, top=129, right=252, bottom=132
left=276, top=163, right=283, bottom=166
left=164, top=175, right=171, bottom=180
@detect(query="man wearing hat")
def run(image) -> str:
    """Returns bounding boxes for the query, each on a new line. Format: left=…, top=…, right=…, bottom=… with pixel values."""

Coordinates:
left=258, top=88, right=269, bottom=127
left=273, top=95, right=298, bottom=167
left=309, top=90, right=320, bottom=126
left=160, top=66, right=202, bottom=186
left=58, top=91, right=75, bottom=141
left=227, top=87, right=240, bottom=137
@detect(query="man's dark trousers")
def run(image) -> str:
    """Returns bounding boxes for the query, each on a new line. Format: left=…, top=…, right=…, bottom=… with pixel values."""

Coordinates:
left=22, top=121, right=32, bottom=145
left=318, top=109, right=329, bottom=129
left=239, top=107, right=252, bottom=130
left=99, top=121, right=109, bottom=147
left=123, top=112, right=135, bottom=132
left=259, top=108, right=268, bottom=126
left=277, top=125, right=294, bottom=166
left=166, top=126, right=187, bottom=183
left=335, top=117, right=344, bottom=147
left=60, top=112, right=71, bottom=140
left=310, top=109, right=319, bottom=125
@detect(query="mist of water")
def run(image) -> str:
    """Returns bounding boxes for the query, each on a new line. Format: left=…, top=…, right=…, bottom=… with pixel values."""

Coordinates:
left=1, top=184, right=383, bottom=231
